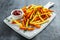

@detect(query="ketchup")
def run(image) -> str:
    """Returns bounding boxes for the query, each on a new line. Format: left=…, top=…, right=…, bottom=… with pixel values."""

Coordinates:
left=13, top=10, right=22, bottom=15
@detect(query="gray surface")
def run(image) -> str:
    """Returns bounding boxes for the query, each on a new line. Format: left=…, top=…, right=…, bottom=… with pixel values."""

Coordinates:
left=0, top=0, right=60, bottom=40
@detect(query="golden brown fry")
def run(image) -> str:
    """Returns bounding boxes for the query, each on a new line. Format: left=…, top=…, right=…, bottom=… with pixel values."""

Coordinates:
left=22, top=19, right=25, bottom=26
left=26, top=19, right=29, bottom=28
left=20, top=27, right=27, bottom=30
left=11, top=21, right=16, bottom=24
left=29, top=10, right=35, bottom=19
left=34, top=20, right=41, bottom=23
left=12, top=19, right=25, bottom=28
left=29, top=4, right=36, bottom=9
left=26, top=9, right=34, bottom=18
left=11, top=20, right=20, bottom=24
left=34, top=17, right=40, bottom=21
left=27, top=28, right=35, bottom=31
left=12, top=4, right=53, bottom=31
left=30, top=15, right=38, bottom=22
left=37, top=11, right=44, bottom=21
left=22, top=6, right=27, bottom=14
left=30, top=24, right=41, bottom=28
left=30, top=20, right=49, bottom=25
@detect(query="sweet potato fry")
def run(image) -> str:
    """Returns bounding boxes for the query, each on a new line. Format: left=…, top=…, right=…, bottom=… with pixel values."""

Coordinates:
left=22, top=19, right=25, bottom=26
left=30, top=24, right=41, bottom=28
left=16, top=20, right=20, bottom=23
left=26, top=9, right=34, bottom=18
left=27, top=28, right=34, bottom=31
left=11, top=21, right=16, bottom=24
left=23, top=17, right=27, bottom=25
left=22, top=6, right=27, bottom=14
left=41, top=14, right=47, bottom=19
left=20, top=27, right=27, bottom=30
left=47, top=14, right=51, bottom=17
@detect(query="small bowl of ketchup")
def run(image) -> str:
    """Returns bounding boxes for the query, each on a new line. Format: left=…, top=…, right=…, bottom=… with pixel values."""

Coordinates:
left=11, top=9, right=24, bottom=19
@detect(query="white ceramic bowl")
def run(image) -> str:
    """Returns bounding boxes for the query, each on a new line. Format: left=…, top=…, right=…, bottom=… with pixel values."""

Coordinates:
left=11, top=9, right=24, bottom=20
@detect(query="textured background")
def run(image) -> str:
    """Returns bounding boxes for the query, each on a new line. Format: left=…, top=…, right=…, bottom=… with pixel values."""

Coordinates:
left=0, top=0, right=60, bottom=40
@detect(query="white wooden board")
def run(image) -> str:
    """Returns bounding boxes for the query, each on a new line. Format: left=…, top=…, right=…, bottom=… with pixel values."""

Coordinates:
left=4, top=13, right=56, bottom=39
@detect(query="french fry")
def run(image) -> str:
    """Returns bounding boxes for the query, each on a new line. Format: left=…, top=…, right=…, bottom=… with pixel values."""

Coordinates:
left=20, top=27, right=27, bottom=30
left=12, top=19, right=25, bottom=29
left=41, top=13, right=50, bottom=15
left=30, top=15, right=38, bottom=22
left=34, top=17, right=40, bottom=21
left=22, top=20, right=25, bottom=26
left=47, top=14, right=51, bottom=17
left=35, top=5, right=43, bottom=9
left=29, top=12, right=33, bottom=19
left=11, top=19, right=20, bottom=24
left=41, top=13, right=51, bottom=19
left=22, top=6, right=27, bottom=14
left=12, top=4, right=53, bottom=31
left=34, top=20, right=41, bottom=23
left=26, top=9, right=34, bottom=18
left=29, top=4, right=36, bottom=9
left=16, top=20, right=20, bottom=23
left=37, top=11, right=44, bottom=21
left=30, top=24, right=41, bottom=28
left=11, top=21, right=16, bottom=24
left=26, top=19, right=29, bottom=28
left=33, top=24, right=41, bottom=28
left=45, top=14, right=48, bottom=18
left=23, top=17, right=27, bottom=25
left=27, top=28, right=34, bottom=31
left=29, top=10, right=35, bottom=19
left=30, top=20, right=49, bottom=25
left=41, top=14, right=48, bottom=20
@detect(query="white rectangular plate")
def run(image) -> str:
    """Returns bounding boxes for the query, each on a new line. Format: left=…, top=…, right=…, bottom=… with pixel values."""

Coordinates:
left=4, top=13, right=56, bottom=39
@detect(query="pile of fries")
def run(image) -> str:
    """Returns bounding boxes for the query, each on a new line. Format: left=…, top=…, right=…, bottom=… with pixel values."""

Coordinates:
left=12, top=4, right=53, bottom=31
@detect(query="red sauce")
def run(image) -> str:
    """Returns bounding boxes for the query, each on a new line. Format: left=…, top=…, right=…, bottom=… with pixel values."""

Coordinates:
left=13, top=10, right=22, bottom=15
